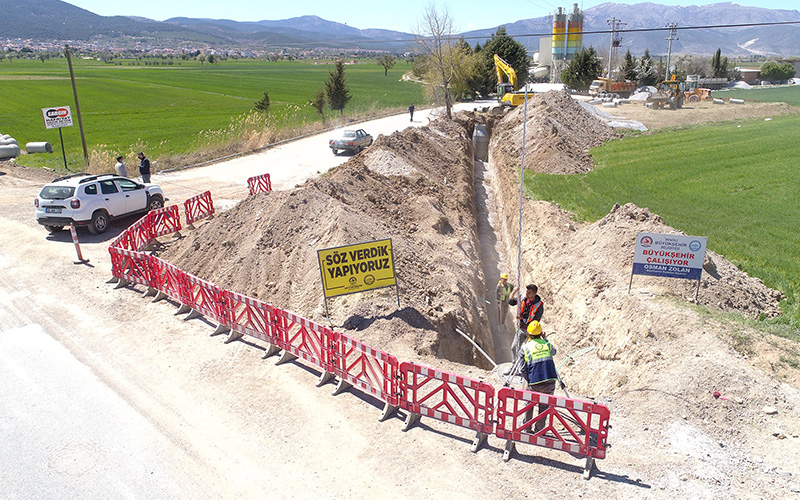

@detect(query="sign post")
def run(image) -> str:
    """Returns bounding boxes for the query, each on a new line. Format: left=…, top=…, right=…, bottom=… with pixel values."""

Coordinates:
left=41, top=106, right=73, bottom=170
left=630, top=232, right=708, bottom=301
left=317, top=238, right=398, bottom=326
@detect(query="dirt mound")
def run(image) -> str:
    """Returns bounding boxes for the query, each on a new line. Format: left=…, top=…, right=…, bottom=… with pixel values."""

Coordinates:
left=491, top=90, right=616, bottom=174
left=161, top=118, right=497, bottom=368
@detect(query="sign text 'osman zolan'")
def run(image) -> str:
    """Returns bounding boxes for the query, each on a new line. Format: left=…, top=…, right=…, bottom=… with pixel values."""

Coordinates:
left=317, top=239, right=396, bottom=299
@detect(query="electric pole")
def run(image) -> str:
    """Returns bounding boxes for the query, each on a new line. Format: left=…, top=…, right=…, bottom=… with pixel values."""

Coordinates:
left=665, top=23, right=678, bottom=81
left=606, top=18, right=626, bottom=80
left=64, top=45, right=89, bottom=167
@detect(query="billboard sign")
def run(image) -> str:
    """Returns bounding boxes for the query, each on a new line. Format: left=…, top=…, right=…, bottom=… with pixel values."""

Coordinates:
left=632, top=232, right=707, bottom=280
left=317, top=239, right=396, bottom=299
left=41, top=106, right=73, bottom=129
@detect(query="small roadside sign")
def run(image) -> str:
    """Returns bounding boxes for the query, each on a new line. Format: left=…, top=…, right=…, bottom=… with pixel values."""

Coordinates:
left=630, top=232, right=708, bottom=300
left=41, top=106, right=74, bottom=129
left=318, top=238, right=396, bottom=299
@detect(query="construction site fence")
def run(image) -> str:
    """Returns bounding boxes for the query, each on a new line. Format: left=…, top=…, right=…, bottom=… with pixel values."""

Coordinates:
left=184, top=190, right=215, bottom=227
left=107, top=194, right=610, bottom=471
left=247, top=173, right=272, bottom=196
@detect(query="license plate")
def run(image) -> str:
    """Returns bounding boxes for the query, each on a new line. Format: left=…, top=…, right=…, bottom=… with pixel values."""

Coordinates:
left=45, top=207, right=62, bottom=214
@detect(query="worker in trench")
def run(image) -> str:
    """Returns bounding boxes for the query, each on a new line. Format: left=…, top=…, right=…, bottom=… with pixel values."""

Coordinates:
left=496, top=273, right=513, bottom=327
left=518, top=320, right=557, bottom=433
left=508, top=283, right=544, bottom=358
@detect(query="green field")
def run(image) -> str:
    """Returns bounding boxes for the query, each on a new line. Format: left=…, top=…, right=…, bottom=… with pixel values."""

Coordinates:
left=715, top=84, right=800, bottom=105
left=526, top=111, right=800, bottom=327
left=0, top=58, right=424, bottom=170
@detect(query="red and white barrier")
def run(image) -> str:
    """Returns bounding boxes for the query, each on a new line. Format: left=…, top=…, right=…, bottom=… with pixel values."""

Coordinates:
left=182, top=273, right=228, bottom=325
left=399, top=362, right=495, bottom=452
left=148, top=205, right=182, bottom=240
left=184, top=190, right=215, bottom=227
left=149, top=256, right=188, bottom=304
left=109, top=247, right=151, bottom=287
left=273, top=308, right=335, bottom=384
left=495, top=386, right=610, bottom=476
left=223, top=291, right=280, bottom=347
left=332, top=332, right=400, bottom=420
left=247, top=173, right=272, bottom=196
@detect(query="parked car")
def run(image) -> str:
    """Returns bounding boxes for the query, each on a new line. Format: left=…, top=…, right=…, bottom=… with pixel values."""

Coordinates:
left=329, top=129, right=373, bottom=155
left=34, top=173, right=165, bottom=234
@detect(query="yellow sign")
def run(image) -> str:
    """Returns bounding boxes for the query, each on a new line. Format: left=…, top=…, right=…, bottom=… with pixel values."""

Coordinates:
left=317, top=239, right=396, bottom=298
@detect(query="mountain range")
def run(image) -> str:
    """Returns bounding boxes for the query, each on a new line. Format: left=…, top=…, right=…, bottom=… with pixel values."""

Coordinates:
left=2, top=0, right=800, bottom=57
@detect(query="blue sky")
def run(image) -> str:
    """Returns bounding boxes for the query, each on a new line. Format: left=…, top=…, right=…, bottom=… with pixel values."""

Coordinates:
left=65, top=0, right=799, bottom=33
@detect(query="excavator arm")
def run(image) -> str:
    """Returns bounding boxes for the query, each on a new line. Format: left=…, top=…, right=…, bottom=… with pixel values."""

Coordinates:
left=493, top=54, right=517, bottom=89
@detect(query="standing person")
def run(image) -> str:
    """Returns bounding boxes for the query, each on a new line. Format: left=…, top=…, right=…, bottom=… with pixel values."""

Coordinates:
left=137, top=152, right=151, bottom=184
left=510, top=284, right=544, bottom=357
left=408, top=103, right=415, bottom=122
left=114, top=155, right=127, bottom=177
left=496, top=272, right=513, bottom=326
left=518, top=320, right=557, bottom=433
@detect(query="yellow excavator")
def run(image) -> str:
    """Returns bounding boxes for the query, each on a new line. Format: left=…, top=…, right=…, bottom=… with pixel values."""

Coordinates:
left=494, top=54, right=527, bottom=107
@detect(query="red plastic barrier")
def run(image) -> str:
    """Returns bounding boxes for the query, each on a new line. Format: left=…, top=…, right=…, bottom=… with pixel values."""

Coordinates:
left=109, top=247, right=151, bottom=286
left=184, top=191, right=215, bottom=227
left=247, top=173, right=272, bottom=196
left=148, top=205, right=182, bottom=240
left=273, top=308, right=334, bottom=373
left=332, top=332, right=400, bottom=407
left=183, top=273, right=228, bottom=324
left=495, top=387, right=610, bottom=459
left=118, top=216, right=151, bottom=252
left=149, top=256, right=189, bottom=304
left=223, top=291, right=279, bottom=345
left=399, top=362, right=495, bottom=438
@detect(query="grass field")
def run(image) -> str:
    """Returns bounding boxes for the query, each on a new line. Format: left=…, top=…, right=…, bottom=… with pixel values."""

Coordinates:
left=716, top=84, right=800, bottom=106
left=0, top=58, right=425, bottom=171
left=526, top=112, right=800, bottom=326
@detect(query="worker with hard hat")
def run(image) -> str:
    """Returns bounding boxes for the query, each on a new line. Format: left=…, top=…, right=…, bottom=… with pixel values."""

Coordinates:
left=508, top=283, right=544, bottom=358
left=496, top=272, right=514, bottom=326
left=518, top=320, right=557, bottom=433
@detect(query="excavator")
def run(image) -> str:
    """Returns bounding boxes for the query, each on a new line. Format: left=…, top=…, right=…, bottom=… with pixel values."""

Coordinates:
left=494, top=54, right=527, bottom=107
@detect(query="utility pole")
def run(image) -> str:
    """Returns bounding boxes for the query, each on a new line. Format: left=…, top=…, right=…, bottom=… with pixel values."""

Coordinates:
left=665, top=23, right=678, bottom=81
left=606, top=18, right=626, bottom=79
left=64, top=45, right=89, bottom=167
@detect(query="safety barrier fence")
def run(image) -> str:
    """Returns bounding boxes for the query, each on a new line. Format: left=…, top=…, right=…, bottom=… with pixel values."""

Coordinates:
left=108, top=195, right=610, bottom=478
left=247, top=173, right=272, bottom=196
left=184, top=190, right=215, bottom=227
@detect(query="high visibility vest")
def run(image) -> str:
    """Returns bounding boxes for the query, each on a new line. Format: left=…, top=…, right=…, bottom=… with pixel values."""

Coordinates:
left=520, top=338, right=557, bottom=384
left=497, top=281, right=512, bottom=302
left=518, top=297, right=542, bottom=328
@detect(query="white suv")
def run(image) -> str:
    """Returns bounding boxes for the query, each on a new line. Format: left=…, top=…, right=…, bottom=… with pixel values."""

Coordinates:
left=34, top=173, right=165, bottom=234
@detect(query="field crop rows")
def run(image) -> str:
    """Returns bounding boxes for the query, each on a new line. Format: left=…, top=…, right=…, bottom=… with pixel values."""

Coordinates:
left=0, top=59, right=424, bottom=170
left=527, top=111, right=800, bottom=326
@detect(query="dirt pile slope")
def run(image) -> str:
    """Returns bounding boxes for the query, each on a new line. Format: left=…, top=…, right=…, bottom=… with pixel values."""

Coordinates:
left=161, top=119, right=497, bottom=367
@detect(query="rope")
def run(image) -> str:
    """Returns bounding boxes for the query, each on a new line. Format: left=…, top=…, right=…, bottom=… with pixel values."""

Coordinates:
left=515, top=89, right=529, bottom=301
left=557, top=346, right=596, bottom=371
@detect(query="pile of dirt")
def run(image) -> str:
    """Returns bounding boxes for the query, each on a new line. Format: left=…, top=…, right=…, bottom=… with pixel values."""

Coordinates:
left=490, top=90, right=616, bottom=174
left=161, top=118, right=498, bottom=368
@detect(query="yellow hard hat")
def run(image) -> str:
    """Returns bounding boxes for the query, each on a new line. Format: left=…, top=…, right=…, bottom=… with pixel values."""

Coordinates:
left=527, top=320, right=542, bottom=337
left=500, top=273, right=508, bottom=280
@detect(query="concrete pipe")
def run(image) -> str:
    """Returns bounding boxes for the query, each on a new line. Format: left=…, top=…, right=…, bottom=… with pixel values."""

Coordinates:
left=616, top=99, right=631, bottom=105
left=0, top=144, right=21, bottom=159
left=472, top=124, right=489, bottom=161
left=26, top=142, right=53, bottom=154
left=730, top=98, right=745, bottom=104
left=588, top=99, right=602, bottom=105
left=712, top=98, right=725, bottom=104
left=602, top=101, right=617, bottom=108
left=0, top=137, right=18, bottom=146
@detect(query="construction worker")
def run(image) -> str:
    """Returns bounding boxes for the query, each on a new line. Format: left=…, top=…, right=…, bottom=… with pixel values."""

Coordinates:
left=518, top=320, right=557, bottom=433
left=509, top=284, right=544, bottom=357
left=496, top=273, right=513, bottom=326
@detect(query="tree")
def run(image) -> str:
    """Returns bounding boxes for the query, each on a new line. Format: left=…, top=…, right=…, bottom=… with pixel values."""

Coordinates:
left=207, top=53, right=216, bottom=64
left=620, top=49, right=637, bottom=81
left=253, top=90, right=270, bottom=113
left=637, top=49, right=659, bottom=86
left=560, top=46, right=602, bottom=91
left=413, top=2, right=460, bottom=119
left=377, top=54, right=396, bottom=76
left=196, top=54, right=206, bottom=65
left=479, top=27, right=529, bottom=96
left=759, top=61, right=795, bottom=82
left=310, top=89, right=326, bottom=124
left=325, top=60, right=351, bottom=117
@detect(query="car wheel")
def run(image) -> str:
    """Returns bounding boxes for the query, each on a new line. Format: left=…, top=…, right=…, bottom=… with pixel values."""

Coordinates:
left=45, top=225, right=64, bottom=233
left=354, top=146, right=362, bottom=154
left=88, top=210, right=109, bottom=235
left=689, top=94, right=700, bottom=103
left=332, top=149, right=338, bottom=155
left=148, top=194, right=164, bottom=211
